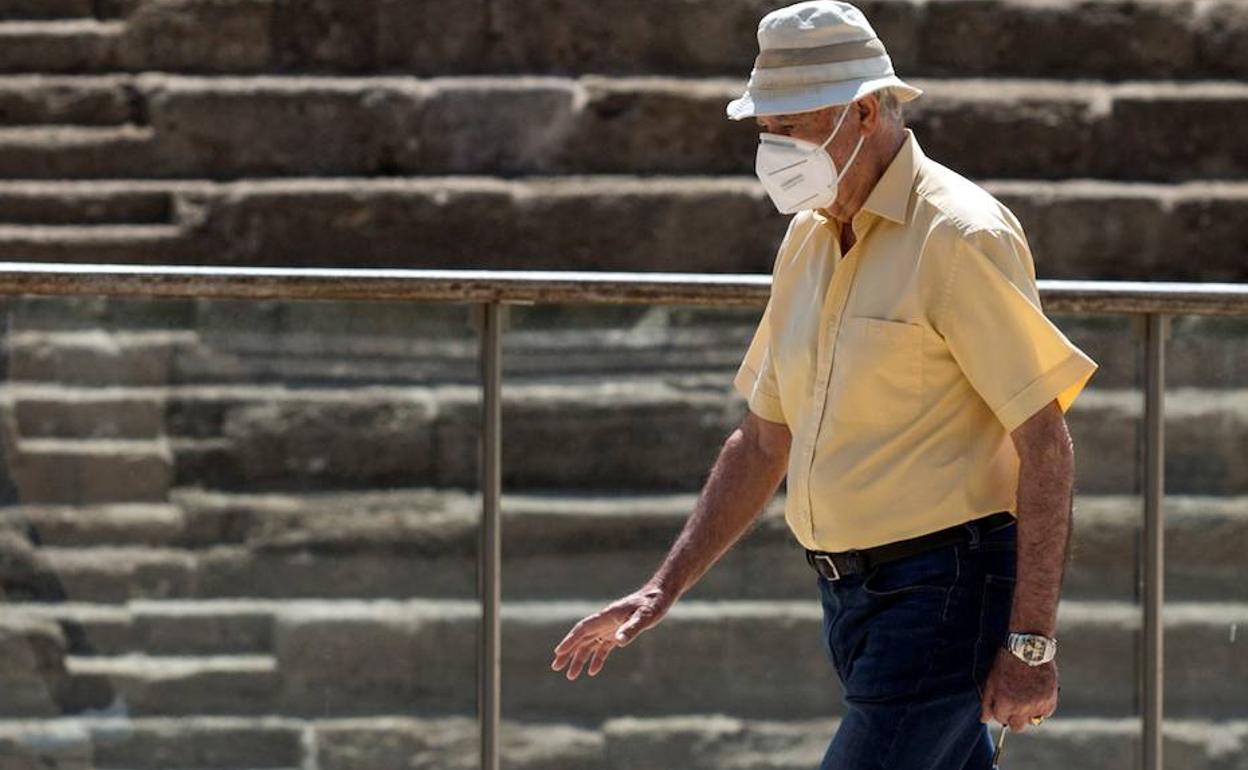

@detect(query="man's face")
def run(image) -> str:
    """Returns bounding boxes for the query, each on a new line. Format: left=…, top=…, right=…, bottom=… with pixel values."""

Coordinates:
left=754, top=109, right=839, bottom=145
left=755, top=104, right=864, bottom=221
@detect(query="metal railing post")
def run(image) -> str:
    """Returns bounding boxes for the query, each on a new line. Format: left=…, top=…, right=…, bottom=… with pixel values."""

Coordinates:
left=1141, top=312, right=1168, bottom=770
left=475, top=302, right=504, bottom=770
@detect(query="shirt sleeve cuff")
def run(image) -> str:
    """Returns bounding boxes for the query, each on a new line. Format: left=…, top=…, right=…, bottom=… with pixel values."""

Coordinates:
left=733, top=365, right=787, bottom=424
left=994, top=349, right=1099, bottom=434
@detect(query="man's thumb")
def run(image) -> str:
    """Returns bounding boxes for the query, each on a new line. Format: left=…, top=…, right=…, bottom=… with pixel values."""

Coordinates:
left=615, top=612, right=643, bottom=646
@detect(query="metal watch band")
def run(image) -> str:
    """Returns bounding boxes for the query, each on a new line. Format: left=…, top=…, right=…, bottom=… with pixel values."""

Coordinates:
left=1005, top=632, right=1058, bottom=666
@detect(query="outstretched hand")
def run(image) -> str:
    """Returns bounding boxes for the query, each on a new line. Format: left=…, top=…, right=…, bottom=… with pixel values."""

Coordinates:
left=551, top=583, right=677, bottom=680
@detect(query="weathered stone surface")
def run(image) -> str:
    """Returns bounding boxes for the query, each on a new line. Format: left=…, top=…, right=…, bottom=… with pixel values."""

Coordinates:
left=1104, top=85, right=1248, bottom=182
left=139, top=75, right=414, bottom=178
left=7, top=330, right=191, bottom=386
left=601, top=714, right=836, bottom=770
left=3, top=75, right=1238, bottom=181
left=0, top=0, right=95, bottom=19
left=7, top=492, right=1246, bottom=604
left=921, top=0, right=1197, bottom=80
left=0, top=183, right=172, bottom=225
left=14, top=393, right=163, bottom=439
left=86, top=716, right=303, bottom=769
left=435, top=379, right=740, bottom=490
left=41, top=546, right=194, bottom=602
left=265, top=598, right=1248, bottom=720
left=274, top=600, right=478, bottom=716
left=0, top=613, right=68, bottom=718
left=66, top=653, right=279, bottom=715
left=13, top=306, right=1238, bottom=392
left=116, top=0, right=274, bottom=72
left=0, top=177, right=1244, bottom=280
left=0, top=76, right=132, bottom=126
left=376, top=0, right=489, bottom=74
left=11, top=439, right=173, bottom=504
left=0, top=503, right=184, bottom=547
left=0, top=20, right=120, bottom=75
left=0, top=719, right=93, bottom=770
left=314, top=715, right=604, bottom=770
left=219, top=393, right=438, bottom=488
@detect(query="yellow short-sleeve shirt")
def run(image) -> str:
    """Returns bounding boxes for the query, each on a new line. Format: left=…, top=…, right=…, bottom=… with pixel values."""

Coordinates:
left=734, top=129, right=1099, bottom=552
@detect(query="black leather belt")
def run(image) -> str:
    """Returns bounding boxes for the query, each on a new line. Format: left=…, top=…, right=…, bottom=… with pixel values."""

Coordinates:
left=805, top=511, right=1015, bottom=581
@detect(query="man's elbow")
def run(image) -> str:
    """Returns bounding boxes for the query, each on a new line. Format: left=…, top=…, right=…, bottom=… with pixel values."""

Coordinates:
left=1010, top=400, right=1075, bottom=475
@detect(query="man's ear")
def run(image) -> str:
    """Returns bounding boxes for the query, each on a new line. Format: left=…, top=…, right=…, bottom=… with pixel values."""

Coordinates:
left=858, top=95, right=881, bottom=135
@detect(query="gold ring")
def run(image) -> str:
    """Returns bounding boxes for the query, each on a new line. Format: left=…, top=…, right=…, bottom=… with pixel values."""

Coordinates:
left=1030, top=716, right=1046, bottom=726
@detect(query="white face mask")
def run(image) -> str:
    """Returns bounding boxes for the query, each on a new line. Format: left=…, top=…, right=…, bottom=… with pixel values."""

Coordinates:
left=754, top=104, right=865, bottom=215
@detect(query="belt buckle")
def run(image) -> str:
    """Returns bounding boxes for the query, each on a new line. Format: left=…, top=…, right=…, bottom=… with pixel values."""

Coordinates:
left=814, top=553, right=841, bottom=581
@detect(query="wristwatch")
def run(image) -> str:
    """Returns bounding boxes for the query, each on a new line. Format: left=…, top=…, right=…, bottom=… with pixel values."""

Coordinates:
left=1004, top=632, right=1057, bottom=666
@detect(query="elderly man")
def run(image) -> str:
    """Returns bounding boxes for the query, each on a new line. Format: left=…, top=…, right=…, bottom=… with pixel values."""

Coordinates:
left=551, top=2, right=1099, bottom=767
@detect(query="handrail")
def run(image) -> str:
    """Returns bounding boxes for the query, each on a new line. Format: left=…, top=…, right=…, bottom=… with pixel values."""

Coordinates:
left=0, top=260, right=1233, bottom=770
left=0, top=262, right=1246, bottom=315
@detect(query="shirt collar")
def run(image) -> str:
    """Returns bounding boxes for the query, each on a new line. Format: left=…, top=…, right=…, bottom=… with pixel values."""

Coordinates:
left=811, top=128, right=923, bottom=229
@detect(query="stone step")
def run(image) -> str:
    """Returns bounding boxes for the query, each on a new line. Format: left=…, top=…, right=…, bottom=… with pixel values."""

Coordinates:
left=0, top=75, right=136, bottom=126
left=0, top=714, right=1243, bottom=770
left=0, top=502, right=184, bottom=546
left=64, top=653, right=279, bottom=716
left=413, top=0, right=1248, bottom=82
left=0, top=0, right=95, bottom=20
left=4, top=380, right=1241, bottom=494
left=3, top=310, right=1242, bottom=391
left=10, top=389, right=165, bottom=439
left=0, top=19, right=121, bottom=73
left=0, top=181, right=172, bottom=224
left=0, top=0, right=1241, bottom=81
left=9, top=492, right=1244, bottom=604
left=6, top=714, right=1248, bottom=770
left=155, top=384, right=1248, bottom=495
left=266, top=598, right=1248, bottom=720
left=12, top=600, right=274, bottom=656
left=0, top=75, right=1244, bottom=183
left=4, top=330, right=195, bottom=386
left=4, top=598, right=1245, bottom=719
left=9, top=438, right=173, bottom=504
left=0, top=716, right=304, bottom=769
left=0, top=177, right=1239, bottom=281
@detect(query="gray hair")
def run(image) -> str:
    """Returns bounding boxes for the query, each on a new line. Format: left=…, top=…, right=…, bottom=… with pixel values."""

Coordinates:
left=874, top=87, right=906, bottom=125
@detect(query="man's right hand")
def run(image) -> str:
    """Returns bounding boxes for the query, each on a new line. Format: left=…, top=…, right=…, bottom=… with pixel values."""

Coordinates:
left=550, top=583, right=677, bottom=680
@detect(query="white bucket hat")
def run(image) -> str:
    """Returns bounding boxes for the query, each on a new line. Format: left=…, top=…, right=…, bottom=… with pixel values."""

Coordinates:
left=726, top=0, right=922, bottom=120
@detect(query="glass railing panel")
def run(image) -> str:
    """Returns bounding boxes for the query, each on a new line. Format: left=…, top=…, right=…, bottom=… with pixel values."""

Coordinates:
left=0, top=293, right=484, bottom=769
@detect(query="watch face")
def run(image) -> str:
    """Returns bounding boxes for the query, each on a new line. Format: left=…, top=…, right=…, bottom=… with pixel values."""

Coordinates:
left=1022, top=637, right=1048, bottom=662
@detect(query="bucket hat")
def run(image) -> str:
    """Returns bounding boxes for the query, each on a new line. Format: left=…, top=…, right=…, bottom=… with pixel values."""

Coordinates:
left=727, top=0, right=922, bottom=120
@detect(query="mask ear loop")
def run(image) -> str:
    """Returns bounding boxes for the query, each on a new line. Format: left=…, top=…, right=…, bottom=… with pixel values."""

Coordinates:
left=817, top=102, right=855, bottom=151
left=819, top=102, right=865, bottom=183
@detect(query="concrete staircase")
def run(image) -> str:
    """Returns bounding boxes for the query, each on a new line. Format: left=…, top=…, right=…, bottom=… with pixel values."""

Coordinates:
left=0, top=0, right=1246, bottom=768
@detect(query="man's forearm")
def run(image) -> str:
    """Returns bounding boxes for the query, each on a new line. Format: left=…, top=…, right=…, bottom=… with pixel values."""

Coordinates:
left=646, top=425, right=788, bottom=599
left=1009, top=437, right=1075, bottom=638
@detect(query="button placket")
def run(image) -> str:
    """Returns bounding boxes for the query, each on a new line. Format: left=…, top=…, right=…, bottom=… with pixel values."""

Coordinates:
left=802, top=249, right=863, bottom=544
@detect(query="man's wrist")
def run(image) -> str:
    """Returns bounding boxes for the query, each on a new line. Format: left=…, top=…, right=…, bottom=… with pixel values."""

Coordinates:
left=1004, top=631, right=1058, bottom=666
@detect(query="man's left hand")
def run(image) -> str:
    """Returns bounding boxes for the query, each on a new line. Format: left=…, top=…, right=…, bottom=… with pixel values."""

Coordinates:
left=980, top=649, right=1058, bottom=732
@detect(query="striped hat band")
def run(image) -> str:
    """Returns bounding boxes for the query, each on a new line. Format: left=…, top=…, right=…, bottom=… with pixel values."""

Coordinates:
left=753, top=36, right=888, bottom=69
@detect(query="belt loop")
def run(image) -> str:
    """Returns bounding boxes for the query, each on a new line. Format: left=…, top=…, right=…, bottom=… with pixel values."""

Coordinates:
left=965, top=521, right=981, bottom=550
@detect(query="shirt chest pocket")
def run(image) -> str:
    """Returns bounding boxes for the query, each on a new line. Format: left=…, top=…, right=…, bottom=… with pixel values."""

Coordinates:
left=828, top=317, right=924, bottom=426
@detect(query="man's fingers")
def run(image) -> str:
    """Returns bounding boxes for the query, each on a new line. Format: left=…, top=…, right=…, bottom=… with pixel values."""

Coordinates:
left=1007, top=714, right=1028, bottom=733
left=587, top=640, right=616, bottom=677
left=553, top=615, right=603, bottom=656
left=564, top=643, right=594, bottom=680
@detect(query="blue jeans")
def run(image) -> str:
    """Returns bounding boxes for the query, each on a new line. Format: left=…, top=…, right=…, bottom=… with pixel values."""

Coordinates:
left=816, top=519, right=1017, bottom=770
